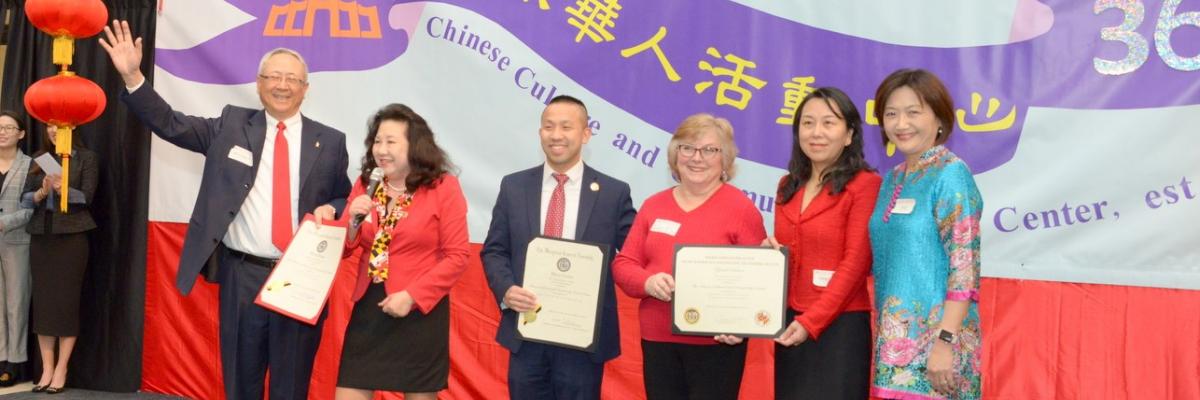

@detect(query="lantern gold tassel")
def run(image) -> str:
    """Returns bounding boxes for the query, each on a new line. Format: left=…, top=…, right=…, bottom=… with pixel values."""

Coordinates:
left=52, top=36, right=74, bottom=66
left=55, top=125, right=72, bottom=213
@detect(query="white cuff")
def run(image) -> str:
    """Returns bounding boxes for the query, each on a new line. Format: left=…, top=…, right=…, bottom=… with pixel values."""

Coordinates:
left=126, top=77, right=146, bottom=93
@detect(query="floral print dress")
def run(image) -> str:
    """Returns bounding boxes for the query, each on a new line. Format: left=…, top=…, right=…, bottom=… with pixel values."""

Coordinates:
left=868, top=146, right=983, bottom=400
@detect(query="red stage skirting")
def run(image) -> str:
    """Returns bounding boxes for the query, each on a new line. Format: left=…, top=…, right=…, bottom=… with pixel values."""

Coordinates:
left=142, top=222, right=1200, bottom=399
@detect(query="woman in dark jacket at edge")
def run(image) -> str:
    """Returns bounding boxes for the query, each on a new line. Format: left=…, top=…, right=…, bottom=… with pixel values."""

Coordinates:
left=21, top=125, right=98, bottom=394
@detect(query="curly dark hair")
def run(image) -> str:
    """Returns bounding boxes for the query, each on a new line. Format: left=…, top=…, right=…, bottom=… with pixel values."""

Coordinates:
left=778, top=87, right=873, bottom=203
left=358, top=104, right=453, bottom=192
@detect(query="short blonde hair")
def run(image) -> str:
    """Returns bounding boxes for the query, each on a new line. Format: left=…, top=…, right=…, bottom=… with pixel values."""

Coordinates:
left=667, top=113, right=738, bottom=181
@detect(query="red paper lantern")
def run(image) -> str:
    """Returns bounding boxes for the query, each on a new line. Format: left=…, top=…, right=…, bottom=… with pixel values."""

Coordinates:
left=25, top=0, right=108, bottom=66
left=24, top=72, right=106, bottom=127
left=24, top=72, right=106, bottom=212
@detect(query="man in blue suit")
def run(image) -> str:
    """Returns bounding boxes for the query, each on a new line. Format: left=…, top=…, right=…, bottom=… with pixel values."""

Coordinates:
left=482, top=95, right=636, bottom=400
left=100, top=21, right=350, bottom=399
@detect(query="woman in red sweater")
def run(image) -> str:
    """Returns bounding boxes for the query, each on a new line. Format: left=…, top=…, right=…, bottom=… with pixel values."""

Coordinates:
left=335, top=104, right=469, bottom=400
left=613, top=113, right=767, bottom=400
left=768, top=87, right=880, bottom=399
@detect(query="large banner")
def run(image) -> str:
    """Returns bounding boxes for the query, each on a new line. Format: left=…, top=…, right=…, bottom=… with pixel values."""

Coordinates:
left=149, top=0, right=1199, bottom=300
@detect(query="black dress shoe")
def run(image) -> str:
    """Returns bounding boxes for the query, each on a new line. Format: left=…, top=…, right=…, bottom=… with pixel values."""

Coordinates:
left=7, top=361, right=26, bottom=383
left=45, top=386, right=65, bottom=394
left=31, top=384, right=48, bottom=393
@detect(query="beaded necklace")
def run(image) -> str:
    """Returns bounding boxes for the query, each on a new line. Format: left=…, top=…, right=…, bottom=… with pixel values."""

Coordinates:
left=882, top=167, right=907, bottom=223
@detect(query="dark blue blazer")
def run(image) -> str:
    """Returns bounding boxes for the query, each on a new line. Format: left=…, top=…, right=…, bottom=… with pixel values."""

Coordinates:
left=481, top=164, right=635, bottom=363
left=123, top=85, right=351, bottom=295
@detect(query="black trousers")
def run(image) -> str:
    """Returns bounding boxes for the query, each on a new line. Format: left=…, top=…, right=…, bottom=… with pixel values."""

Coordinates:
left=774, top=310, right=871, bottom=400
left=641, top=340, right=747, bottom=400
left=218, top=248, right=324, bottom=400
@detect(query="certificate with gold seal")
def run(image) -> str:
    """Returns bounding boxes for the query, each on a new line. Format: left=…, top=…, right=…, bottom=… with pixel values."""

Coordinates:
left=517, top=237, right=610, bottom=352
left=671, top=245, right=788, bottom=337
left=254, top=215, right=347, bottom=325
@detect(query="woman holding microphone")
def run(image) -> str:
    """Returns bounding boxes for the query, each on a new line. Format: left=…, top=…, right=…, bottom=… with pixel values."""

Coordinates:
left=334, top=104, right=469, bottom=400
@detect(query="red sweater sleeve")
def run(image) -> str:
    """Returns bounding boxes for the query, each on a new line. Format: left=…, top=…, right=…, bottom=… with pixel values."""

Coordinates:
left=404, top=176, right=471, bottom=313
left=796, top=173, right=881, bottom=339
left=613, top=205, right=655, bottom=298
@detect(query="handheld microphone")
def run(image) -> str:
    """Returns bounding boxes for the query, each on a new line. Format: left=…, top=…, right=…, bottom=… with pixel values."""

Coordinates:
left=351, top=167, right=384, bottom=231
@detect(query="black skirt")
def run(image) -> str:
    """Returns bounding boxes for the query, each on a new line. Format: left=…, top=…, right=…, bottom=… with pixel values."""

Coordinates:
left=774, top=310, right=872, bottom=400
left=30, top=232, right=89, bottom=337
left=337, top=282, right=450, bottom=392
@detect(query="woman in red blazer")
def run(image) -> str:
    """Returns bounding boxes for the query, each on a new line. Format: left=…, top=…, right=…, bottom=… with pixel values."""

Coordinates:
left=335, top=104, right=469, bottom=400
left=768, top=87, right=881, bottom=399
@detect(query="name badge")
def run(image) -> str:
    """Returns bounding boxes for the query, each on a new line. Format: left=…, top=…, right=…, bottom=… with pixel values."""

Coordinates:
left=812, top=269, right=834, bottom=287
left=891, top=198, right=916, bottom=215
left=650, top=218, right=681, bottom=236
left=228, top=145, right=253, bottom=167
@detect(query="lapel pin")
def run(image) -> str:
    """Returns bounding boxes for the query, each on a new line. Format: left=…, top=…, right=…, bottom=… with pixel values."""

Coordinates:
left=590, top=182, right=600, bottom=192
left=315, top=141, right=320, bottom=148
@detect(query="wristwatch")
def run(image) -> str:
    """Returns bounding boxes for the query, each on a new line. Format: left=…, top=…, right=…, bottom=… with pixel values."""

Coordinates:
left=937, top=329, right=957, bottom=344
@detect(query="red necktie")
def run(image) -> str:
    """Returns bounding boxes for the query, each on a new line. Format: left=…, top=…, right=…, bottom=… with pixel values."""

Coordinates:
left=271, top=121, right=292, bottom=252
left=543, top=173, right=568, bottom=238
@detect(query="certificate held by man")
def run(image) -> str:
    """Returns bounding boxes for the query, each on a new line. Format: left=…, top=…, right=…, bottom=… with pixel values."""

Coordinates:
left=254, top=215, right=347, bottom=325
left=517, top=237, right=610, bottom=352
left=672, top=245, right=788, bottom=337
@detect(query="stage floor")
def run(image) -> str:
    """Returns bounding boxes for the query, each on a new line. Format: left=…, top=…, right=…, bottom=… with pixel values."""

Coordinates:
left=0, top=382, right=183, bottom=399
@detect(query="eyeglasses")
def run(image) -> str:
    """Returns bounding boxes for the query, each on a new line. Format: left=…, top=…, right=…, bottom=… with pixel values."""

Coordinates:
left=0, top=126, right=20, bottom=134
left=677, top=144, right=721, bottom=159
left=258, top=74, right=306, bottom=87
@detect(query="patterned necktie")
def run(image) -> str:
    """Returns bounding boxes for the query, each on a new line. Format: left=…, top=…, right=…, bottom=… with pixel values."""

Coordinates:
left=543, top=173, right=568, bottom=238
left=271, top=121, right=292, bottom=252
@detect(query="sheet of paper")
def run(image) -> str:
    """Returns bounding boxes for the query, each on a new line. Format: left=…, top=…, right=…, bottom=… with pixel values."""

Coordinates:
left=33, top=153, right=61, bottom=176
left=254, top=216, right=347, bottom=325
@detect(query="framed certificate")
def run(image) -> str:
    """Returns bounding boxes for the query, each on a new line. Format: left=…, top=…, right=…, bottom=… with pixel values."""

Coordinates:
left=671, top=245, right=789, bottom=338
left=254, top=215, right=347, bottom=325
left=516, top=236, right=610, bottom=352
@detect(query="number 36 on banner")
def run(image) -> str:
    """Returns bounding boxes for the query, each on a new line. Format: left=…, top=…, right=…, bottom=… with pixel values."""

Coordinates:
left=1094, top=0, right=1200, bottom=75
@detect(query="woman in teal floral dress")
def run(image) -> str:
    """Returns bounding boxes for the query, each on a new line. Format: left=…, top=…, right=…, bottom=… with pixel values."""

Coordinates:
left=867, top=69, right=983, bottom=400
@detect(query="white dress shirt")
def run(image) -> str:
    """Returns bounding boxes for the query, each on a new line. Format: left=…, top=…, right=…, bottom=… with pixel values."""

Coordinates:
left=501, top=161, right=585, bottom=309
left=224, top=113, right=302, bottom=258
left=539, top=160, right=584, bottom=240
